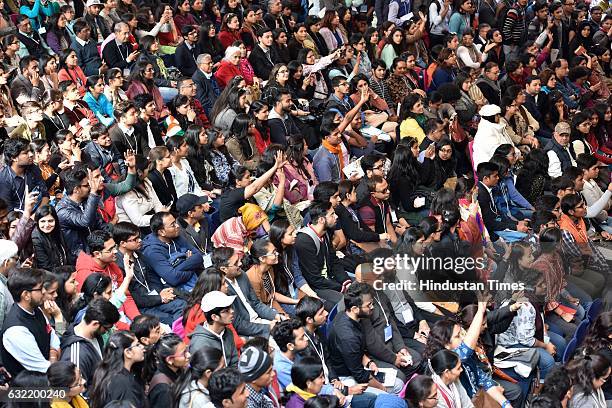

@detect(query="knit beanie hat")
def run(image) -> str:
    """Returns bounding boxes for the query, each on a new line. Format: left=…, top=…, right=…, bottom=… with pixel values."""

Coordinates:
left=238, top=346, right=272, bottom=382
left=239, top=203, right=266, bottom=231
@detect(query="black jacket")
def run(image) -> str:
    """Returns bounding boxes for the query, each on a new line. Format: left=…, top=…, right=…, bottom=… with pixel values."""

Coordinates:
left=481, top=305, right=516, bottom=363
left=192, top=69, right=220, bottom=117
left=16, top=31, right=46, bottom=59
left=99, top=368, right=146, bottom=408
left=133, top=118, right=164, bottom=156
left=148, top=364, right=178, bottom=408
left=59, top=325, right=104, bottom=389
left=0, top=304, right=50, bottom=377
left=523, top=93, right=543, bottom=123
left=102, top=40, right=135, bottom=70
left=268, top=111, right=299, bottom=147
left=175, top=41, right=202, bottom=77
left=294, top=229, right=350, bottom=292
left=31, top=228, right=73, bottom=271
left=178, top=217, right=211, bottom=254
left=477, top=182, right=517, bottom=242
left=362, top=291, right=407, bottom=364
left=335, top=204, right=380, bottom=243
left=328, top=312, right=371, bottom=383
left=84, top=13, right=110, bottom=42
left=115, top=251, right=164, bottom=309
left=108, top=123, right=148, bottom=156
left=148, top=168, right=177, bottom=210
left=248, top=44, right=278, bottom=79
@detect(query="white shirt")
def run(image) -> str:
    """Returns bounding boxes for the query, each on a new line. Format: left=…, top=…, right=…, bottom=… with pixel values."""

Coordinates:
left=546, top=146, right=576, bottom=178
left=168, top=158, right=206, bottom=198
left=225, top=277, right=259, bottom=322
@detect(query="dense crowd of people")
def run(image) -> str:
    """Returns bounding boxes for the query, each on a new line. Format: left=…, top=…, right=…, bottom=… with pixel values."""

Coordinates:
left=0, top=0, right=610, bottom=406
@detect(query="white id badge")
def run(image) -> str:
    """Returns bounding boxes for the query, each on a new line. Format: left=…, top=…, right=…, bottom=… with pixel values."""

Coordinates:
left=390, top=209, right=398, bottom=224
left=402, top=308, right=414, bottom=324
left=148, top=289, right=159, bottom=296
left=203, top=254, right=213, bottom=268
left=123, top=68, right=131, bottom=77
left=384, top=325, right=393, bottom=342
left=38, top=26, right=46, bottom=35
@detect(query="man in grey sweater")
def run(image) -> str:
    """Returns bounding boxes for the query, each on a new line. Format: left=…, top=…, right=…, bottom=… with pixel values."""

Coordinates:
left=189, top=291, right=240, bottom=368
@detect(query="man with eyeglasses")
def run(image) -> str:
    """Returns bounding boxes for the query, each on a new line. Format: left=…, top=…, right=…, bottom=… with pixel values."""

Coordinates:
left=115, top=222, right=185, bottom=325
left=193, top=53, right=221, bottom=117
left=142, top=211, right=203, bottom=292
left=14, top=14, right=49, bottom=59
left=175, top=25, right=202, bottom=77
left=476, top=62, right=502, bottom=107
left=328, top=282, right=404, bottom=395
left=544, top=122, right=576, bottom=178
left=75, top=229, right=141, bottom=322
left=358, top=175, right=401, bottom=245
left=71, top=19, right=103, bottom=77
left=1, top=267, right=60, bottom=377
left=190, top=290, right=240, bottom=367
left=102, top=22, right=138, bottom=72
left=178, top=77, right=211, bottom=128
left=354, top=154, right=386, bottom=206
left=60, top=298, right=120, bottom=390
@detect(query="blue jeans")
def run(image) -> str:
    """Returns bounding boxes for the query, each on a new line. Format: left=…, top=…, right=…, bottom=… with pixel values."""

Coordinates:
left=507, top=344, right=556, bottom=381
left=564, top=281, right=593, bottom=306
left=548, top=331, right=567, bottom=363
left=141, top=298, right=187, bottom=325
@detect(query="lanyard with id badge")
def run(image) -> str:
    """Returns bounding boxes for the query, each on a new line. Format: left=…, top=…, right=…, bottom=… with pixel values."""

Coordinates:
left=375, top=294, right=393, bottom=343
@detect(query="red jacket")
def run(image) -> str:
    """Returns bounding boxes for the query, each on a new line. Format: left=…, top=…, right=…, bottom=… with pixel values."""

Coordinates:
left=214, top=60, right=242, bottom=88
left=75, top=251, right=140, bottom=325
left=218, top=29, right=241, bottom=49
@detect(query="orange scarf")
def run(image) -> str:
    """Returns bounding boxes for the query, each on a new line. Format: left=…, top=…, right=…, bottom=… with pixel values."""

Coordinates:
left=321, top=139, right=345, bottom=179
left=558, top=214, right=589, bottom=243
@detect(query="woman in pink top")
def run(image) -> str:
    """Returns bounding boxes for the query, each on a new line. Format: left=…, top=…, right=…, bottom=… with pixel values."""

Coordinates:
left=283, top=134, right=318, bottom=204
left=58, top=49, right=88, bottom=96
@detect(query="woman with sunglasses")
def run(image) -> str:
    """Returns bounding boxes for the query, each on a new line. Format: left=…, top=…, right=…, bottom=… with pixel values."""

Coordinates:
left=90, top=331, right=146, bottom=408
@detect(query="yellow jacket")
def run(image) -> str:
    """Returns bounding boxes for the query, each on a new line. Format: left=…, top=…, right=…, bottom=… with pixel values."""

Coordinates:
left=400, top=118, right=426, bottom=143
left=51, top=396, right=89, bottom=408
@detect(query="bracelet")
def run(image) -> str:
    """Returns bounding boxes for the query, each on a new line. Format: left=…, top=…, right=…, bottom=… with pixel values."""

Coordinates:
left=501, top=400, right=511, bottom=408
